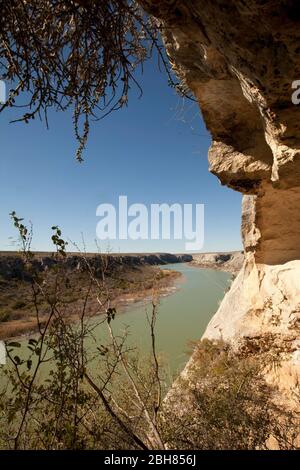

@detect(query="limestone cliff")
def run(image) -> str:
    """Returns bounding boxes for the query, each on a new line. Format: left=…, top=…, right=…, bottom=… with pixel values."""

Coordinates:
left=140, top=1, right=300, bottom=407
left=192, top=251, right=243, bottom=274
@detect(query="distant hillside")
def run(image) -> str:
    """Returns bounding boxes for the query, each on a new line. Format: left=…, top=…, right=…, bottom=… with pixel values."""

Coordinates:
left=191, top=251, right=244, bottom=274
left=0, top=252, right=192, bottom=280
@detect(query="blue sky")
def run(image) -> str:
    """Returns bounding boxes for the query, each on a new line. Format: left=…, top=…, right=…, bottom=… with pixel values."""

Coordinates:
left=0, top=57, right=242, bottom=254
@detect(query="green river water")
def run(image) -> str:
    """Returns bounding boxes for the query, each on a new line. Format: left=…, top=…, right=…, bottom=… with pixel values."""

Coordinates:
left=90, top=263, right=231, bottom=377
left=1, top=263, right=231, bottom=382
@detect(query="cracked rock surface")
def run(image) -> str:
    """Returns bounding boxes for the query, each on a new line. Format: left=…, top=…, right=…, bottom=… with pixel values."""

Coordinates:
left=140, top=0, right=300, bottom=404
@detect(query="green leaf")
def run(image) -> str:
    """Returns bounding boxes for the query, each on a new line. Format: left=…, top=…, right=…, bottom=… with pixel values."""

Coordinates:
left=28, top=338, right=37, bottom=346
left=14, top=356, right=21, bottom=365
left=8, top=342, right=21, bottom=348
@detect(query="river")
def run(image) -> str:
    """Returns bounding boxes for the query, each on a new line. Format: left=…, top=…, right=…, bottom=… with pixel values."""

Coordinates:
left=90, top=263, right=231, bottom=378
left=0, top=263, right=231, bottom=383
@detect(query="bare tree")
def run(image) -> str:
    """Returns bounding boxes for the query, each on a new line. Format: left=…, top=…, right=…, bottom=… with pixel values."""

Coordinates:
left=0, top=0, right=191, bottom=161
left=1, top=215, right=299, bottom=450
left=0, top=214, right=166, bottom=450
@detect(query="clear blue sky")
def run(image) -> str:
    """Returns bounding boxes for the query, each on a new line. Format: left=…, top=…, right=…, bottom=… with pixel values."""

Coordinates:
left=0, top=57, right=242, bottom=254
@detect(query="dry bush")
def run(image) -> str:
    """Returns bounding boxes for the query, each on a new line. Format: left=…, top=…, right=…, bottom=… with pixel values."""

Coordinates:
left=0, top=213, right=166, bottom=450
left=0, top=215, right=298, bottom=450
left=162, top=339, right=300, bottom=450
left=0, top=1, right=190, bottom=161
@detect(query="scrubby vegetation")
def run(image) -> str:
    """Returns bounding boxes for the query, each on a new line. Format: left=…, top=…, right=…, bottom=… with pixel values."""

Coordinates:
left=0, top=215, right=299, bottom=450
left=0, top=223, right=178, bottom=340
left=0, top=1, right=191, bottom=162
left=163, top=340, right=299, bottom=450
left=1, top=334, right=298, bottom=450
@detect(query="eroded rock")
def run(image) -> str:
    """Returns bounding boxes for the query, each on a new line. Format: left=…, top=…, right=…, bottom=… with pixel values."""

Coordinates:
left=140, top=0, right=300, bottom=406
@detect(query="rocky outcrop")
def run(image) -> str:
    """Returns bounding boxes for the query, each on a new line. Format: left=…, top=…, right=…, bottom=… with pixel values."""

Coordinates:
left=198, top=259, right=300, bottom=410
left=191, top=251, right=243, bottom=274
left=140, top=1, right=300, bottom=407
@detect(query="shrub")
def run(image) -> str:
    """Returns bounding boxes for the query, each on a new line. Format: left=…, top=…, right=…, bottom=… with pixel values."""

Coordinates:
left=162, top=339, right=299, bottom=450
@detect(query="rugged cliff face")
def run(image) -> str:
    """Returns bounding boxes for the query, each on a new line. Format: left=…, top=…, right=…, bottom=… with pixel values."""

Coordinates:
left=0, top=252, right=192, bottom=280
left=140, top=1, right=300, bottom=406
left=192, top=251, right=243, bottom=274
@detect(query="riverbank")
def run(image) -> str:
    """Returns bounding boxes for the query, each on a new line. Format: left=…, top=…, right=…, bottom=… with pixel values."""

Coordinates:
left=0, top=250, right=241, bottom=341
left=94, top=263, right=232, bottom=375
left=0, top=262, right=232, bottom=376
left=0, top=252, right=183, bottom=340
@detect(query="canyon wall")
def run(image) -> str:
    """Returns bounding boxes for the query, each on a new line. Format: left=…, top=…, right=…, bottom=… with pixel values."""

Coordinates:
left=0, top=252, right=192, bottom=280
left=141, top=1, right=300, bottom=406
left=191, top=251, right=243, bottom=274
